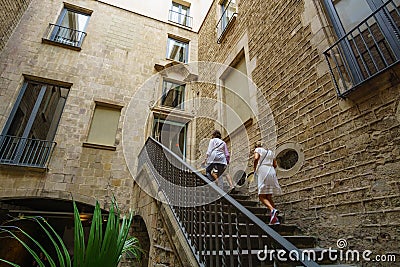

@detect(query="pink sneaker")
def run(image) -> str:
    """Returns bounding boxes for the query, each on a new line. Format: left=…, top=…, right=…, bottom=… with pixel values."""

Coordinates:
left=269, top=209, right=280, bottom=225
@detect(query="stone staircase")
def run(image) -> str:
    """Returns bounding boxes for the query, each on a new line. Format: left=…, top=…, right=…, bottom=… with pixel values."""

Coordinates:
left=222, top=189, right=357, bottom=267
left=138, top=138, right=358, bottom=267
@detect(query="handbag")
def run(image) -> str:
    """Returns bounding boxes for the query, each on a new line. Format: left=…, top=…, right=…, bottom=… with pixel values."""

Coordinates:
left=256, top=148, right=269, bottom=172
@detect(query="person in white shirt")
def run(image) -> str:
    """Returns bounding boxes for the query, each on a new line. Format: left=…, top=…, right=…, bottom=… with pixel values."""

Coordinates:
left=254, top=141, right=282, bottom=225
left=205, top=130, right=230, bottom=181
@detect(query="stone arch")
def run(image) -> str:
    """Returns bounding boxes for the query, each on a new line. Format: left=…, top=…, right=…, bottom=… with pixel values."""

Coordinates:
left=0, top=189, right=98, bottom=208
left=127, top=215, right=150, bottom=267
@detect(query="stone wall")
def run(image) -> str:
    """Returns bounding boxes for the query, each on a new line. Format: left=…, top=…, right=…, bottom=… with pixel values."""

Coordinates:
left=196, top=0, right=400, bottom=256
left=0, top=0, right=199, bottom=264
left=0, top=0, right=31, bottom=52
left=0, top=0, right=197, bottom=208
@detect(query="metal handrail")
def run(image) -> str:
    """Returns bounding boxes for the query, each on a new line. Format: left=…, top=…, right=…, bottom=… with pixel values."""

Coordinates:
left=168, top=9, right=193, bottom=28
left=216, top=0, right=237, bottom=42
left=324, top=0, right=400, bottom=97
left=43, top=23, right=87, bottom=48
left=138, top=137, right=319, bottom=266
left=0, top=135, right=56, bottom=168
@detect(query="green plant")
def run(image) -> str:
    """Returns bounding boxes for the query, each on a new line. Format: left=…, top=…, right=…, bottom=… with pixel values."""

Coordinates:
left=0, top=199, right=142, bottom=267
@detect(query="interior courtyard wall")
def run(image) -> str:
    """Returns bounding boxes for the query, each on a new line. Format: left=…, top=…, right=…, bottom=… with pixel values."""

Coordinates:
left=0, top=0, right=198, bottom=211
left=196, top=0, right=400, bottom=253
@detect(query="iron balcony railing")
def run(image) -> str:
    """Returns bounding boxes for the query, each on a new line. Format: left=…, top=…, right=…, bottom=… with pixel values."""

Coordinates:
left=216, top=0, right=237, bottom=43
left=43, top=23, right=87, bottom=48
left=168, top=10, right=193, bottom=28
left=324, top=0, right=400, bottom=97
left=0, top=135, right=56, bottom=168
left=138, top=137, right=319, bottom=267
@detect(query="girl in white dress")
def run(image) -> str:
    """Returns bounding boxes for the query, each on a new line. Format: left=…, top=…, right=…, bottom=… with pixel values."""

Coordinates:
left=253, top=141, right=282, bottom=224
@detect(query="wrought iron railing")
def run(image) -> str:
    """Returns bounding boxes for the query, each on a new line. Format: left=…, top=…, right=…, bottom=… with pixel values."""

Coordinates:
left=0, top=135, right=56, bottom=168
left=168, top=10, right=193, bottom=28
left=43, top=23, right=87, bottom=48
left=324, top=0, right=400, bottom=97
left=138, top=137, right=319, bottom=266
left=216, top=0, right=237, bottom=43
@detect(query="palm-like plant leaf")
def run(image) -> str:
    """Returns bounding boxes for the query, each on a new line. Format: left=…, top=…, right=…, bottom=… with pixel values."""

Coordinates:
left=121, top=236, right=142, bottom=262
left=73, top=201, right=85, bottom=267
left=0, top=259, right=20, bottom=267
left=83, top=201, right=103, bottom=266
left=32, top=217, right=71, bottom=267
left=0, top=226, right=49, bottom=267
left=0, top=215, right=73, bottom=267
left=70, top=198, right=141, bottom=267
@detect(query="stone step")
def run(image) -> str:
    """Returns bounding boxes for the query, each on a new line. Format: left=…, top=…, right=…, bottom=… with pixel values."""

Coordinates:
left=196, top=223, right=302, bottom=236
left=203, top=205, right=274, bottom=217
left=200, top=250, right=275, bottom=267
left=234, top=199, right=261, bottom=207
left=194, top=212, right=285, bottom=228
left=228, top=192, right=252, bottom=200
left=197, top=234, right=317, bottom=250
left=228, top=193, right=285, bottom=219
left=202, top=203, right=283, bottom=218
left=222, top=193, right=352, bottom=267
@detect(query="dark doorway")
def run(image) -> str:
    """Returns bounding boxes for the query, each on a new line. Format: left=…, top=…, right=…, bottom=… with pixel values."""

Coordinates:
left=0, top=198, right=103, bottom=266
left=127, top=215, right=150, bottom=267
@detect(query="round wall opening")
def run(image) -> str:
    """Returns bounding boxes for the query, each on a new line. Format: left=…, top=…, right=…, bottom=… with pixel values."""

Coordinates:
left=275, top=142, right=304, bottom=178
left=276, top=149, right=299, bottom=170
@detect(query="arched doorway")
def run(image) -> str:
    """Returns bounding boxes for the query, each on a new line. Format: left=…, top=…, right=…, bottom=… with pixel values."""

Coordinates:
left=125, top=215, right=150, bottom=267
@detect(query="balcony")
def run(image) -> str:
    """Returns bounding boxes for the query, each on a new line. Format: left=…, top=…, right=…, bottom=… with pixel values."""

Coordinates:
left=0, top=135, right=56, bottom=169
left=324, top=0, right=400, bottom=97
left=168, top=9, right=193, bottom=28
left=42, top=23, right=87, bottom=50
left=216, top=0, right=237, bottom=43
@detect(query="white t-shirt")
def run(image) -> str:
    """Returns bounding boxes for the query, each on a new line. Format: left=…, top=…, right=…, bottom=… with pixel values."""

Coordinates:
left=206, top=138, right=228, bottom=165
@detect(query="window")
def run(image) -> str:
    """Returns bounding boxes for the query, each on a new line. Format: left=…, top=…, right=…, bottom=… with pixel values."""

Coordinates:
left=333, top=0, right=374, bottom=33
left=323, top=0, right=400, bottom=96
left=166, top=37, right=189, bottom=63
left=222, top=56, right=252, bottom=133
left=86, top=104, right=121, bottom=148
left=44, top=4, right=91, bottom=48
left=216, top=0, right=237, bottom=43
left=0, top=80, right=69, bottom=167
left=152, top=116, right=187, bottom=158
left=161, top=80, right=185, bottom=109
left=169, top=2, right=192, bottom=28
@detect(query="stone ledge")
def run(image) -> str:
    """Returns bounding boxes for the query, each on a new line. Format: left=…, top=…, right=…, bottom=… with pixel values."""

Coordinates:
left=281, top=159, right=377, bottom=188
left=340, top=206, right=400, bottom=217
left=281, top=185, right=370, bottom=200
left=280, top=172, right=399, bottom=199
left=307, top=194, right=400, bottom=210
left=364, top=223, right=400, bottom=227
